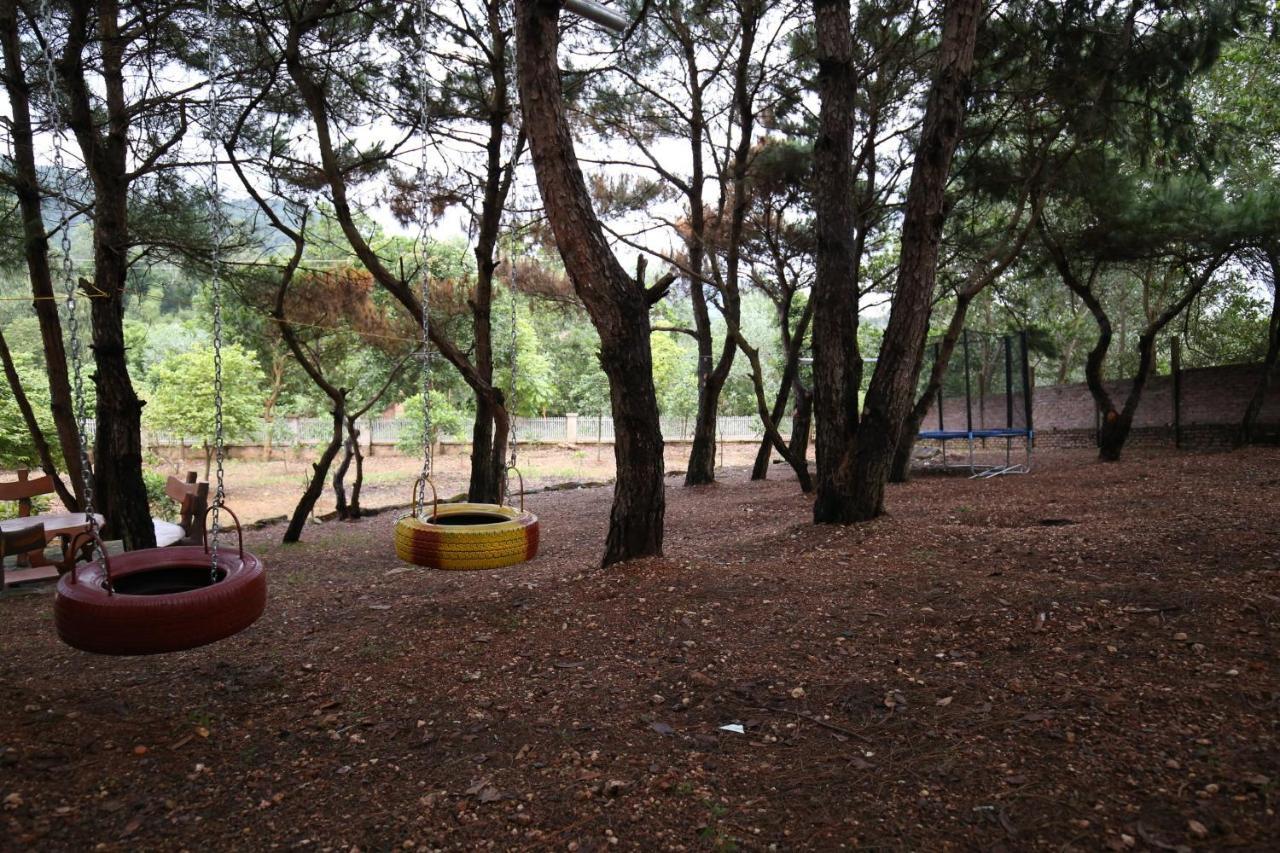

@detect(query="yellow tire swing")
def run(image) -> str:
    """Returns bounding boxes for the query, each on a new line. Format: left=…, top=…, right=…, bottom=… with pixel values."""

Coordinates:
left=394, top=217, right=538, bottom=571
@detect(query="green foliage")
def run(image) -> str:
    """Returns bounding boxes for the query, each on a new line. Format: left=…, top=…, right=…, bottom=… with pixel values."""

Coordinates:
left=0, top=348, right=60, bottom=469
left=493, top=293, right=556, bottom=416
left=650, top=333, right=696, bottom=417
left=396, top=390, right=470, bottom=453
left=144, top=344, right=266, bottom=448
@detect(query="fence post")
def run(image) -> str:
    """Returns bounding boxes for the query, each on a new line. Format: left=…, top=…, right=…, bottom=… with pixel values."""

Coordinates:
left=566, top=412, right=578, bottom=445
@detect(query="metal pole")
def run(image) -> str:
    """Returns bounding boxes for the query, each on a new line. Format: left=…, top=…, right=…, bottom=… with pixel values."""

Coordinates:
left=1020, top=330, right=1033, bottom=435
left=962, top=329, right=974, bottom=472
left=564, top=0, right=628, bottom=33
left=1004, top=334, right=1013, bottom=429
left=934, top=343, right=944, bottom=431
left=1171, top=335, right=1183, bottom=449
left=1020, top=330, right=1034, bottom=471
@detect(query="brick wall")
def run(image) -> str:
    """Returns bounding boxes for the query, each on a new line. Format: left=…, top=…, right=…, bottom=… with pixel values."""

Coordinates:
left=923, top=362, right=1279, bottom=449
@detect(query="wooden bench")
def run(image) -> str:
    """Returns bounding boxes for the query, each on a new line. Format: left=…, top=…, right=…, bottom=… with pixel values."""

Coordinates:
left=1, top=469, right=209, bottom=587
left=1, top=521, right=46, bottom=593
left=0, top=468, right=55, bottom=519
left=153, top=472, right=210, bottom=547
left=0, top=469, right=58, bottom=572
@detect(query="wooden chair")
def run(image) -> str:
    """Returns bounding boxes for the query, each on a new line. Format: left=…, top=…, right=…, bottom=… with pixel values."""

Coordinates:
left=0, top=469, right=56, bottom=518
left=153, top=472, right=210, bottom=547
left=1, top=521, right=46, bottom=593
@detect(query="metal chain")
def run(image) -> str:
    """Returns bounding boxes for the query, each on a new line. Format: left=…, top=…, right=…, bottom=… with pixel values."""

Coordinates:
left=37, top=0, right=97, bottom=553
left=414, top=0, right=433, bottom=519
left=206, top=0, right=226, bottom=578
left=506, top=232, right=519, bottom=477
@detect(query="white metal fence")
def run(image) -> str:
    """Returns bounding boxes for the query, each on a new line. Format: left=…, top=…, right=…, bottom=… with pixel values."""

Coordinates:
left=132, top=413, right=794, bottom=449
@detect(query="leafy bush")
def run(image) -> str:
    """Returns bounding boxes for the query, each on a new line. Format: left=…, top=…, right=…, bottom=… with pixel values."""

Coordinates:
left=143, top=470, right=178, bottom=522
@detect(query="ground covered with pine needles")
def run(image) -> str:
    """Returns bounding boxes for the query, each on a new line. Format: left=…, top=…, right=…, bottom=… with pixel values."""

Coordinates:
left=2, top=448, right=1277, bottom=851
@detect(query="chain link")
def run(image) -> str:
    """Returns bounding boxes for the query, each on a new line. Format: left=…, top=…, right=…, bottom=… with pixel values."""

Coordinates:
left=37, top=0, right=98, bottom=554
left=414, top=0, right=433, bottom=519
left=206, top=0, right=226, bottom=579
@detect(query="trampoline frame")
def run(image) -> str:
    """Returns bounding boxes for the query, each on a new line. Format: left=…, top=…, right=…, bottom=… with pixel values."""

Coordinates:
left=914, top=330, right=1034, bottom=478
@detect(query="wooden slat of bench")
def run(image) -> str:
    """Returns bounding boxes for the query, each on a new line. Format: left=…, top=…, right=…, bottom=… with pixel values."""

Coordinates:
left=2, top=565, right=59, bottom=586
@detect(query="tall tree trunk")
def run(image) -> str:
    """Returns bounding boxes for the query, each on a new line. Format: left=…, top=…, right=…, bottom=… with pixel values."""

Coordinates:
left=1100, top=258, right=1227, bottom=460
left=516, top=0, right=664, bottom=566
left=684, top=4, right=757, bottom=487
left=346, top=417, right=365, bottom=516
left=810, top=0, right=862, bottom=522
left=0, top=0, right=83, bottom=506
left=673, top=14, right=716, bottom=488
left=332, top=427, right=353, bottom=519
left=846, top=0, right=982, bottom=521
left=1239, top=250, right=1279, bottom=445
left=0, top=328, right=77, bottom=508
left=750, top=300, right=814, bottom=483
left=789, top=382, right=814, bottom=464
left=1040, top=223, right=1119, bottom=457
left=285, top=403, right=344, bottom=543
left=730, top=325, right=813, bottom=492
left=60, top=0, right=154, bottom=548
left=466, top=0, right=521, bottom=503
left=751, top=379, right=792, bottom=480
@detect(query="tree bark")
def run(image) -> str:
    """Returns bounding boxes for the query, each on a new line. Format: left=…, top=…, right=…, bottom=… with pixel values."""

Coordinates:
left=516, top=0, right=664, bottom=566
left=789, top=382, right=814, bottom=464
left=1239, top=249, right=1279, bottom=445
left=347, top=418, right=365, bottom=516
left=332, top=425, right=353, bottom=519
left=59, top=0, right=155, bottom=549
left=751, top=379, right=791, bottom=479
left=331, top=354, right=411, bottom=520
left=1045, top=218, right=1229, bottom=462
left=810, top=0, right=862, bottom=522
left=0, top=0, right=83, bottom=506
left=845, top=0, right=982, bottom=521
left=285, top=403, right=344, bottom=543
left=0, top=328, right=78, bottom=508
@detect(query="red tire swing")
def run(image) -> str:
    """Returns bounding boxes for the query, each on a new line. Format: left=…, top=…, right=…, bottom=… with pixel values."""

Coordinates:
left=42, top=15, right=265, bottom=655
left=55, top=513, right=266, bottom=655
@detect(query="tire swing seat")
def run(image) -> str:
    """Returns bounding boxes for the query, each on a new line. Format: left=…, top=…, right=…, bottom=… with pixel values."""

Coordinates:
left=394, top=475, right=538, bottom=571
left=54, top=508, right=266, bottom=656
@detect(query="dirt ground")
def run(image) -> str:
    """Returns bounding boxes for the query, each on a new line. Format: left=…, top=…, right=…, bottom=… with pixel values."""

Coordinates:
left=1, top=448, right=1277, bottom=851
